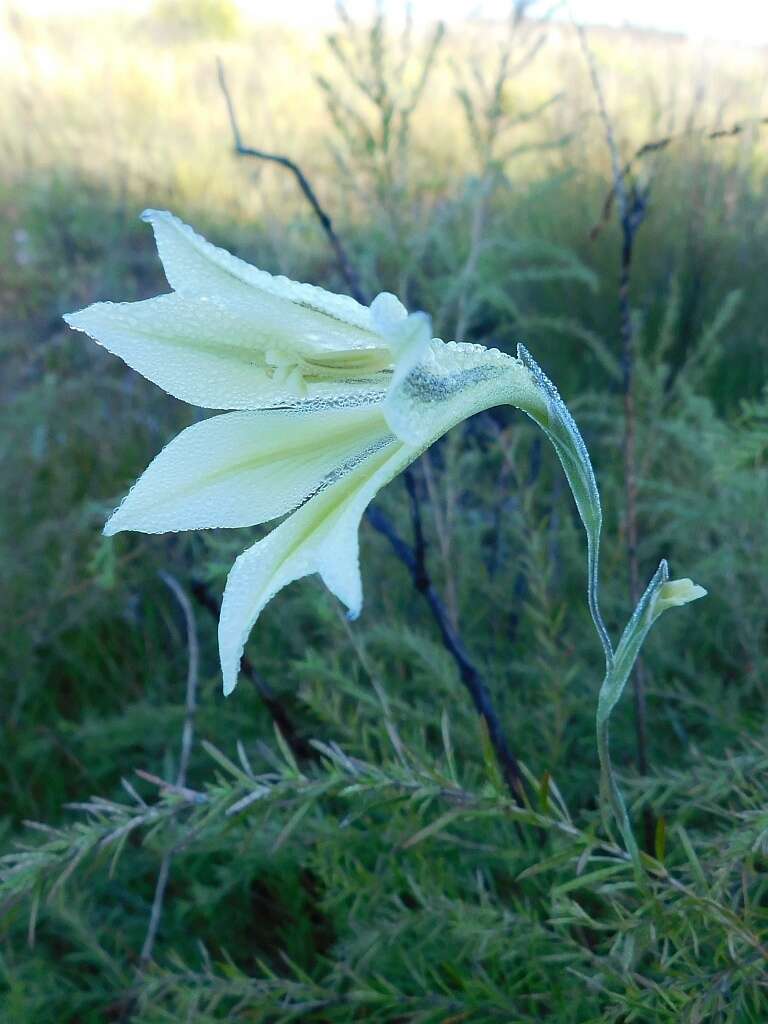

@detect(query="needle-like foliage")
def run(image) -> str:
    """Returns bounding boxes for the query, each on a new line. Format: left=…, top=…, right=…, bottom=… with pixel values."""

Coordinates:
left=2, top=5, right=767, bottom=1022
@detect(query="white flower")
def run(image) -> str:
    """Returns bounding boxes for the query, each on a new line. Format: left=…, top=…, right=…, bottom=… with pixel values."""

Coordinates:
left=66, top=211, right=552, bottom=695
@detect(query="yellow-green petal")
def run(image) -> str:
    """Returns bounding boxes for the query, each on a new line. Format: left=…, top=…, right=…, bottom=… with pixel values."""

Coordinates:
left=219, top=441, right=414, bottom=695
left=142, top=210, right=396, bottom=369
left=651, top=577, right=708, bottom=619
left=64, top=211, right=408, bottom=410
left=144, top=209, right=374, bottom=330
left=104, top=406, right=392, bottom=535
left=64, top=291, right=392, bottom=411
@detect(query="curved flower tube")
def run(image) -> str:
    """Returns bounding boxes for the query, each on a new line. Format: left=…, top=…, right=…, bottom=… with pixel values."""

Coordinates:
left=65, top=210, right=702, bottom=705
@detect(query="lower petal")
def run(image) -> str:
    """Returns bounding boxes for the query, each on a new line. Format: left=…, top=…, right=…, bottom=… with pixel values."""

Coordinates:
left=218, top=441, right=415, bottom=695
left=104, top=406, right=393, bottom=535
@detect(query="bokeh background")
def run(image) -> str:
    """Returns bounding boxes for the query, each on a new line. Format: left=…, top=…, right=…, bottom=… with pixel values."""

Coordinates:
left=2, top=1, right=767, bottom=1020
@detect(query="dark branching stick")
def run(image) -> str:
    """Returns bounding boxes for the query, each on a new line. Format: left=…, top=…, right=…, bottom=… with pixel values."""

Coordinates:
left=372, top=479, right=529, bottom=803
left=216, top=59, right=525, bottom=801
left=577, top=25, right=654, bottom=851
left=190, top=581, right=316, bottom=762
left=591, top=115, right=768, bottom=240
left=140, top=573, right=200, bottom=967
left=404, top=467, right=429, bottom=593
left=216, top=58, right=365, bottom=304
left=366, top=506, right=525, bottom=803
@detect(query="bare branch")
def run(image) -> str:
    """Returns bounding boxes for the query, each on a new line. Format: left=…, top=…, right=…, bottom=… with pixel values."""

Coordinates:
left=404, top=467, right=428, bottom=593
left=216, top=58, right=366, bottom=304
left=591, top=116, right=768, bottom=240
left=575, top=24, right=628, bottom=221
left=366, top=504, right=525, bottom=803
left=159, top=571, right=199, bottom=788
left=139, top=855, right=172, bottom=968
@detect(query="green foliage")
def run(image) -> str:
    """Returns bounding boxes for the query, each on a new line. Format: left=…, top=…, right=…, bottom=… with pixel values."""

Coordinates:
left=2, top=6, right=768, bottom=1022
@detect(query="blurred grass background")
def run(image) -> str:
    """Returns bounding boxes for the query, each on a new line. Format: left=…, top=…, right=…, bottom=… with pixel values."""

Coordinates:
left=1, top=1, right=768, bottom=1020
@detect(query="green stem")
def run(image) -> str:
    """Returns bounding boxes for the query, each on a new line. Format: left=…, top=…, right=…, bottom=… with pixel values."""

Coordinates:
left=596, top=560, right=669, bottom=867
left=517, top=345, right=613, bottom=671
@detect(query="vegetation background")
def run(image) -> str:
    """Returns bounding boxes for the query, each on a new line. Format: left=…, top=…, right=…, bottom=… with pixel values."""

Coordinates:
left=1, top=0, right=767, bottom=1020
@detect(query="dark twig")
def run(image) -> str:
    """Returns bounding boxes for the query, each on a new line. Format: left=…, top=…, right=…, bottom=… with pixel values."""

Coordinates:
left=590, top=116, right=768, bottom=240
left=404, top=468, right=429, bottom=592
left=189, top=581, right=316, bottom=762
left=140, top=573, right=199, bottom=967
left=577, top=26, right=654, bottom=852
left=216, top=58, right=365, bottom=304
left=366, top=506, right=525, bottom=803
left=216, top=58, right=524, bottom=802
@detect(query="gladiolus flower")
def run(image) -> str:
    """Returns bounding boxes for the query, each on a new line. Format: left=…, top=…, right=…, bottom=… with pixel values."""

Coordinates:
left=66, top=211, right=594, bottom=696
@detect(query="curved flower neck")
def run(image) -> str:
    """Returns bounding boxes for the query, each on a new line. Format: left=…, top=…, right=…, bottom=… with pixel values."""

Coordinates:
left=384, top=338, right=549, bottom=447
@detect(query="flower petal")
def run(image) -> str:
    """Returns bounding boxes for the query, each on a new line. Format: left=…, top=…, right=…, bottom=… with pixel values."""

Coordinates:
left=65, top=210, right=399, bottom=409
left=65, top=292, right=389, bottom=411
left=218, top=441, right=414, bottom=695
left=104, top=406, right=393, bottom=535
left=218, top=342, right=551, bottom=693
left=142, top=210, right=395, bottom=367
left=384, top=339, right=547, bottom=445
left=144, top=209, right=372, bottom=331
left=652, top=577, right=707, bottom=618
left=369, top=292, right=408, bottom=332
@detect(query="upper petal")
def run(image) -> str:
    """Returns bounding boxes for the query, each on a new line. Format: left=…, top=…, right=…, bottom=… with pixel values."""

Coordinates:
left=144, top=209, right=372, bottom=331
left=65, top=211, right=402, bottom=409
left=64, top=291, right=389, bottom=411
left=218, top=440, right=415, bottom=695
left=104, top=405, right=393, bottom=535
left=142, top=210, right=394, bottom=365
